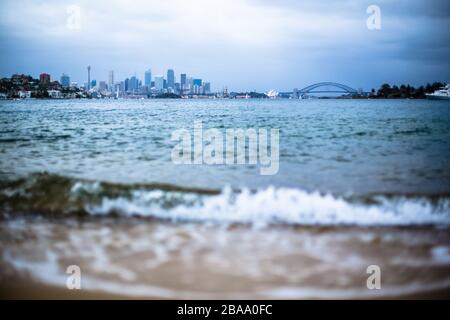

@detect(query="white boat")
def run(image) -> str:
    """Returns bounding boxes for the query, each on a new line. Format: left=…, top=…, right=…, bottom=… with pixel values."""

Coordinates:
left=426, top=84, right=450, bottom=100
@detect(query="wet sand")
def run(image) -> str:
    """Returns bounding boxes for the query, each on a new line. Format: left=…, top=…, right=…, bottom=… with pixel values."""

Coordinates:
left=1, top=217, right=450, bottom=299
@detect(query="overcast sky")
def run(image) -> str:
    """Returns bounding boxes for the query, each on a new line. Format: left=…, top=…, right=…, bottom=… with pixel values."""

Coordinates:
left=0, top=0, right=449, bottom=91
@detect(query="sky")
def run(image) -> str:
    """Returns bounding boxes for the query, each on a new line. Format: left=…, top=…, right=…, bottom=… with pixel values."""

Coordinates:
left=0, top=0, right=449, bottom=92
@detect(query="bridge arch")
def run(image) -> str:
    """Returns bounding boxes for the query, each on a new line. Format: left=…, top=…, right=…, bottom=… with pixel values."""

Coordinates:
left=298, top=82, right=358, bottom=95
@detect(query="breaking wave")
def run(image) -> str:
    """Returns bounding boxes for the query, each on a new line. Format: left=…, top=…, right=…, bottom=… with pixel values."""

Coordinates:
left=1, top=172, right=450, bottom=226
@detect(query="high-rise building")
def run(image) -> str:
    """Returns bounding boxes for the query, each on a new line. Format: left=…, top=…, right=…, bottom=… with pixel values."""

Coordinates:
left=154, top=76, right=164, bottom=91
left=145, top=69, right=152, bottom=86
left=91, top=79, right=97, bottom=88
left=185, top=77, right=194, bottom=94
left=87, top=66, right=91, bottom=90
left=39, top=73, right=50, bottom=84
left=193, top=85, right=201, bottom=95
left=193, top=78, right=202, bottom=86
left=129, top=76, right=139, bottom=92
left=108, top=70, right=114, bottom=90
left=60, top=74, right=70, bottom=87
left=167, top=69, right=175, bottom=89
left=180, top=73, right=186, bottom=88
left=203, top=82, right=211, bottom=94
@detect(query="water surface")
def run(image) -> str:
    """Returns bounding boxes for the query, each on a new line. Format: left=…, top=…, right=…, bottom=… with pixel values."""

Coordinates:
left=1, top=99, right=450, bottom=298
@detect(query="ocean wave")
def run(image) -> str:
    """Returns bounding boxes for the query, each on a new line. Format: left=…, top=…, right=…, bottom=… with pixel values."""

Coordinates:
left=1, top=172, right=450, bottom=226
left=88, top=186, right=450, bottom=226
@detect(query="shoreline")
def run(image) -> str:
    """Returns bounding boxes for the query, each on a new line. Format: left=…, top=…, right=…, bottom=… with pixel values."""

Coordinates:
left=2, top=218, right=450, bottom=300
left=2, top=276, right=450, bottom=300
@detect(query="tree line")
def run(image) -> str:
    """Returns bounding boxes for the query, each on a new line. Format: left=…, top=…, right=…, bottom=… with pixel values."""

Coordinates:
left=370, top=82, right=446, bottom=99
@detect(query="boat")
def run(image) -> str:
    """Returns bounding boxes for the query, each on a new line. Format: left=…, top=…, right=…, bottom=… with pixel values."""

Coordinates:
left=426, top=84, right=450, bottom=100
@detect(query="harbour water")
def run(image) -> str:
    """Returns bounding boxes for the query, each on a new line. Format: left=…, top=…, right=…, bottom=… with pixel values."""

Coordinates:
left=1, top=98, right=450, bottom=298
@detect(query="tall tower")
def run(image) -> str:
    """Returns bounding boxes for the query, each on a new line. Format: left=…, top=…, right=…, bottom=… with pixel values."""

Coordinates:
left=145, top=69, right=152, bottom=87
left=167, top=69, right=175, bottom=89
left=87, top=66, right=91, bottom=90
left=108, top=70, right=114, bottom=91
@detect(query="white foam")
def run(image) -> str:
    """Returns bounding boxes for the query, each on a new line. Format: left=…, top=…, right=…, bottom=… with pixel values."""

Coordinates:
left=86, top=186, right=450, bottom=226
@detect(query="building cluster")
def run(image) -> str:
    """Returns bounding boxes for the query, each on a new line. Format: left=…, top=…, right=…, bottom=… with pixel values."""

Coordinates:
left=85, top=67, right=213, bottom=98
left=0, top=67, right=217, bottom=99
left=0, top=73, right=85, bottom=99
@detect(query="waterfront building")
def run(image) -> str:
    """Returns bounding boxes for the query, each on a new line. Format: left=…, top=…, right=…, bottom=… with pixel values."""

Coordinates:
left=60, top=74, right=70, bottom=87
left=18, top=90, right=32, bottom=98
left=48, top=90, right=62, bottom=98
left=180, top=73, right=186, bottom=87
left=91, top=79, right=97, bottom=88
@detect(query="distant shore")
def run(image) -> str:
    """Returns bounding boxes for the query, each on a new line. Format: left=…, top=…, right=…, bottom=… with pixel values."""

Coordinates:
left=0, top=96, right=440, bottom=101
left=1, top=74, right=447, bottom=100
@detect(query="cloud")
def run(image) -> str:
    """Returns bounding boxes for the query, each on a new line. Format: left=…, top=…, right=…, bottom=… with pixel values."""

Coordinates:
left=0, top=0, right=448, bottom=91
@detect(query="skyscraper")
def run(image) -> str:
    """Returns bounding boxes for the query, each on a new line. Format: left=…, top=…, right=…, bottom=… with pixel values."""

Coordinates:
left=87, top=66, right=91, bottom=90
left=203, top=82, right=211, bottom=94
left=60, top=74, right=70, bottom=87
left=186, top=77, right=194, bottom=94
left=129, top=76, right=139, bottom=92
left=145, top=69, right=152, bottom=87
left=180, top=73, right=186, bottom=87
left=154, top=76, right=164, bottom=91
left=167, top=69, right=175, bottom=89
left=108, top=70, right=114, bottom=90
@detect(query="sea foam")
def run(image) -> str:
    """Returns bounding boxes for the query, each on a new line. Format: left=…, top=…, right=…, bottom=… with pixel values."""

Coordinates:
left=87, top=186, right=450, bottom=226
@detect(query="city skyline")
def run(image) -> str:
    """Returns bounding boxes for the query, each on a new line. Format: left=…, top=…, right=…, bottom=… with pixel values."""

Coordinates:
left=6, top=65, right=214, bottom=97
left=0, top=0, right=449, bottom=91
left=11, top=67, right=213, bottom=92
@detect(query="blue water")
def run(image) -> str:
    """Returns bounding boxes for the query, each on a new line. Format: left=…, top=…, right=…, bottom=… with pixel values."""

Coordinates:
left=1, top=98, right=449, bottom=195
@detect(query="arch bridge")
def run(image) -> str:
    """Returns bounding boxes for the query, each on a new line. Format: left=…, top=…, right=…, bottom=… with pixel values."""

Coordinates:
left=292, top=82, right=358, bottom=96
left=296, top=82, right=358, bottom=96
